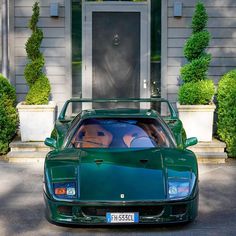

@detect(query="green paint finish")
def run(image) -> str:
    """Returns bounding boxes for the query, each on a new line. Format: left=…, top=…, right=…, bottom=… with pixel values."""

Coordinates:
left=44, top=98, right=198, bottom=225
left=79, top=149, right=164, bottom=201
left=44, top=196, right=198, bottom=225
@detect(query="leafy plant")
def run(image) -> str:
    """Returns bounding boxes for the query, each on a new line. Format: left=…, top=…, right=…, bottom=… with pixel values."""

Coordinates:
left=183, top=31, right=210, bottom=61
left=178, top=1, right=214, bottom=105
left=0, top=75, right=18, bottom=155
left=217, top=70, right=236, bottom=157
left=180, top=54, right=211, bottom=83
left=24, top=2, right=50, bottom=104
left=191, top=1, right=208, bottom=33
left=0, top=74, right=17, bottom=103
left=179, top=80, right=215, bottom=105
left=26, top=75, right=51, bottom=105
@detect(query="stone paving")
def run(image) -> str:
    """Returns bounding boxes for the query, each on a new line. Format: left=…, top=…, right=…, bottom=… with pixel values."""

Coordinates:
left=0, top=160, right=236, bottom=236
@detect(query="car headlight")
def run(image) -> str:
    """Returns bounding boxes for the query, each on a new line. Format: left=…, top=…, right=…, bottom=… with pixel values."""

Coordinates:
left=53, top=182, right=77, bottom=199
left=168, top=179, right=190, bottom=199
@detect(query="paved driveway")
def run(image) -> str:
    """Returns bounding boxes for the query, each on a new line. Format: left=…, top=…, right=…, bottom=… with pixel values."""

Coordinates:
left=0, top=160, right=236, bottom=236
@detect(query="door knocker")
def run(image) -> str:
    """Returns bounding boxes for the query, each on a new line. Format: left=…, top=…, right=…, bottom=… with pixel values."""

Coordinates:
left=112, top=34, right=120, bottom=46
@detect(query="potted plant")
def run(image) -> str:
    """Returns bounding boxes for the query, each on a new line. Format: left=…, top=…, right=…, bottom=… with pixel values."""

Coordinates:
left=177, top=1, right=215, bottom=142
left=17, top=2, right=56, bottom=142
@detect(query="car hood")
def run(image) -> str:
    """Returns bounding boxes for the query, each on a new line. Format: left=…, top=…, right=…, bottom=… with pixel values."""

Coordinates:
left=47, top=148, right=197, bottom=202
left=78, top=148, right=196, bottom=201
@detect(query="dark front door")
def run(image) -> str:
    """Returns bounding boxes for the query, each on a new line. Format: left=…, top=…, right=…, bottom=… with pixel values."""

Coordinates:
left=92, top=12, right=140, bottom=107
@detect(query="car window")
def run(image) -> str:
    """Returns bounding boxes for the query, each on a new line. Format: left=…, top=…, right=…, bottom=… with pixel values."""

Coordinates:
left=62, top=113, right=82, bottom=146
left=69, top=118, right=174, bottom=149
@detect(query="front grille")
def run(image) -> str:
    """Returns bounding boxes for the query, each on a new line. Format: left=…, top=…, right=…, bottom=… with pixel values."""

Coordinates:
left=81, top=206, right=164, bottom=217
left=57, top=205, right=73, bottom=216
left=172, top=204, right=187, bottom=215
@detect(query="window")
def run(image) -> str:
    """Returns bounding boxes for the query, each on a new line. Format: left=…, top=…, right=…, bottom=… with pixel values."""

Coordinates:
left=151, top=0, right=161, bottom=97
left=72, top=0, right=82, bottom=99
left=70, top=118, right=173, bottom=149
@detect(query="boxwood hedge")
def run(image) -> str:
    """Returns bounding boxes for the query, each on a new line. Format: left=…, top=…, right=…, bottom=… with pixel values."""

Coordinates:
left=217, top=70, right=236, bottom=157
left=0, top=75, right=18, bottom=155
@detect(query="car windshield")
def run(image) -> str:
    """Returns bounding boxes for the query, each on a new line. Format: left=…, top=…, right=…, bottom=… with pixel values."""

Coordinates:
left=70, top=118, right=174, bottom=149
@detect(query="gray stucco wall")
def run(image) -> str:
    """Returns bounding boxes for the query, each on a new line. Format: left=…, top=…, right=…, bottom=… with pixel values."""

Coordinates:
left=11, top=0, right=71, bottom=111
left=166, top=0, right=236, bottom=102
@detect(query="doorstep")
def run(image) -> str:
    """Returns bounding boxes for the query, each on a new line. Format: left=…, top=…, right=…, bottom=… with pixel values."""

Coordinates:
left=6, top=136, right=50, bottom=163
left=6, top=137, right=227, bottom=164
left=188, top=139, right=227, bottom=164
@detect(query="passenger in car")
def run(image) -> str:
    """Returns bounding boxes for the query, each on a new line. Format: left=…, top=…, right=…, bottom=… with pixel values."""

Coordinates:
left=123, top=125, right=148, bottom=147
left=72, top=124, right=113, bottom=148
left=123, top=123, right=169, bottom=147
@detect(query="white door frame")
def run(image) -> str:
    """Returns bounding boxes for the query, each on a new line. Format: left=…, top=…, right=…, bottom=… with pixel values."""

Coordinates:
left=82, top=1, right=151, bottom=104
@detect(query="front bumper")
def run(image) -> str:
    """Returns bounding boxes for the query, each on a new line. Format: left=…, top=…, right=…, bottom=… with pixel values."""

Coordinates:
left=44, top=192, right=198, bottom=225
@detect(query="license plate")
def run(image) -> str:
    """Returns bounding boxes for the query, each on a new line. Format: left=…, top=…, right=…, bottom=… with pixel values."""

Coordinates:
left=106, top=212, right=139, bottom=224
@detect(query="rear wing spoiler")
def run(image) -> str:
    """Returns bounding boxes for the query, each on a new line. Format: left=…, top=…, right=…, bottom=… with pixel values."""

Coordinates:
left=58, top=98, right=178, bottom=122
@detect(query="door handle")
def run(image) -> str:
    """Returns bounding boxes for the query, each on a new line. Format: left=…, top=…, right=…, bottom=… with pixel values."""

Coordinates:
left=143, top=80, right=149, bottom=89
left=140, top=159, right=148, bottom=164
left=143, top=80, right=147, bottom=89
left=95, top=159, right=103, bottom=165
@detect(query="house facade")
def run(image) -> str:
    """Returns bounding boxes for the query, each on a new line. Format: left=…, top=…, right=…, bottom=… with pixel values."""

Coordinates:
left=1, top=0, right=236, bottom=111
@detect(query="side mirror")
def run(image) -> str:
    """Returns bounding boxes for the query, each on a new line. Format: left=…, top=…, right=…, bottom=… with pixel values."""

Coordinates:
left=185, top=137, right=198, bottom=148
left=45, top=137, right=57, bottom=149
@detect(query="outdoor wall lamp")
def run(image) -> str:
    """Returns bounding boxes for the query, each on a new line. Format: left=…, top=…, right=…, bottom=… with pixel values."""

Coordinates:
left=173, top=2, right=183, bottom=17
left=50, top=2, right=59, bottom=17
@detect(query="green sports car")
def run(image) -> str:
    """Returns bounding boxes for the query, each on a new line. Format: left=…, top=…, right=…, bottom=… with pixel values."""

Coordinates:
left=44, top=98, right=198, bottom=225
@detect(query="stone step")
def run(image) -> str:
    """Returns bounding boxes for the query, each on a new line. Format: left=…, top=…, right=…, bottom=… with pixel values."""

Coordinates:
left=6, top=151, right=48, bottom=163
left=7, top=137, right=227, bottom=164
left=9, top=139, right=50, bottom=152
left=188, top=139, right=227, bottom=164
left=195, top=152, right=228, bottom=164
left=11, top=146, right=50, bottom=152
left=189, top=139, right=226, bottom=153
left=7, top=137, right=50, bottom=163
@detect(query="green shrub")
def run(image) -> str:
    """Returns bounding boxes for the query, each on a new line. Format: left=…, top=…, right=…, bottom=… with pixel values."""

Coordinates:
left=178, top=80, right=215, bottom=105
left=24, top=55, right=44, bottom=87
left=217, top=70, right=236, bottom=157
left=179, top=1, right=214, bottom=105
left=25, top=28, right=43, bottom=61
left=0, top=76, right=18, bottom=155
left=0, top=74, right=16, bottom=104
left=26, top=75, right=50, bottom=105
left=192, top=1, right=208, bottom=33
left=24, top=2, right=50, bottom=105
left=184, top=31, right=210, bottom=61
left=180, top=54, right=211, bottom=83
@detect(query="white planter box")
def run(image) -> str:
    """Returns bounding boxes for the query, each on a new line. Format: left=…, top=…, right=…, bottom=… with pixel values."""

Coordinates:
left=177, top=103, right=216, bottom=142
left=17, top=101, right=56, bottom=142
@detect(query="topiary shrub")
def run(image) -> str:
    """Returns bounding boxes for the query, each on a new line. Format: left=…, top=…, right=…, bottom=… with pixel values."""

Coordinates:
left=179, top=80, right=215, bottom=105
left=180, top=54, right=211, bottom=83
left=217, top=70, right=236, bottom=157
left=0, top=75, right=18, bottom=155
left=178, top=1, right=214, bottom=105
left=26, top=75, right=51, bottom=105
left=191, top=1, right=208, bottom=33
left=184, top=31, right=210, bottom=61
left=24, top=2, right=50, bottom=105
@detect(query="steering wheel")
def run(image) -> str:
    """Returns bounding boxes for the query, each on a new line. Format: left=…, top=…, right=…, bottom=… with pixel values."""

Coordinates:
left=130, top=136, right=157, bottom=148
